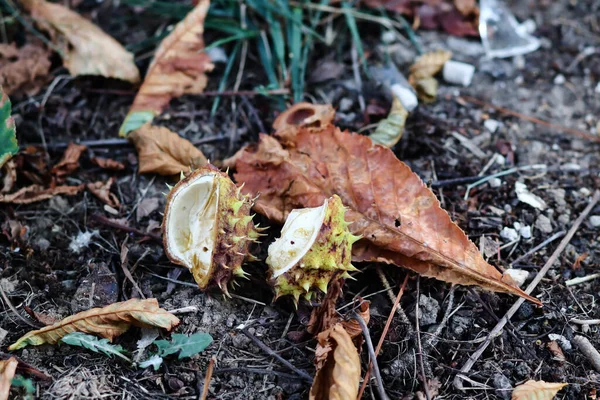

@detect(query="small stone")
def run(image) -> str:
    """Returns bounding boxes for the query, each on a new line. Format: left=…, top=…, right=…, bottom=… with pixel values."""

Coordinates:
left=338, top=97, right=353, bottom=112
left=504, top=269, right=529, bottom=287
left=535, top=214, right=553, bottom=234
left=548, top=334, right=572, bottom=351
left=493, top=373, right=512, bottom=400
left=0, top=327, right=7, bottom=345
left=554, top=74, right=566, bottom=85
left=500, top=227, right=519, bottom=241
left=206, top=47, right=227, bottom=63
left=33, top=237, right=50, bottom=251
left=513, top=55, right=525, bottom=70
left=580, top=188, right=591, bottom=197
left=484, top=119, right=500, bottom=133
left=589, top=216, right=600, bottom=227
left=548, top=188, right=566, bottom=208
left=557, top=214, right=570, bottom=226
left=489, top=177, right=502, bottom=188
left=414, top=295, right=439, bottom=326
left=596, top=82, right=600, bottom=94
left=381, top=30, right=396, bottom=44
left=519, top=225, right=532, bottom=239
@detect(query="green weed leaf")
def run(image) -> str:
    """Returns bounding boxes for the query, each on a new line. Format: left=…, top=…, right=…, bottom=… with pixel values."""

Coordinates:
left=61, top=332, right=131, bottom=362
left=154, top=332, right=213, bottom=360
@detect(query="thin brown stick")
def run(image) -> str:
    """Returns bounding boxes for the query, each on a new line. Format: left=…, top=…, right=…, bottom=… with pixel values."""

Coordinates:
left=90, top=214, right=162, bottom=242
left=0, top=284, right=41, bottom=328
left=458, top=95, right=600, bottom=143
left=200, top=356, right=216, bottom=400
left=454, top=190, right=600, bottom=390
left=357, top=274, right=409, bottom=399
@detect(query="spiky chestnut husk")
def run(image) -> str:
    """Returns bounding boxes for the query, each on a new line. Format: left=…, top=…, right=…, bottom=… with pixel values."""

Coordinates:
left=162, top=165, right=265, bottom=293
left=266, top=195, right=360, bottom=306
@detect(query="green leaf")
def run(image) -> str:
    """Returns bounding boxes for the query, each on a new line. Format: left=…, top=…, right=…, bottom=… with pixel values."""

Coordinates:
left=0, top=87, right=17, bottom=168
left=154, top=332, right=213, bottom=360
left=11, top=375, right=35, bottom=394
left=61, top=332, right=132, bottom=362
left=119, top=111, right=155, bottom=137
left=139, top=354, right=164, bottom=370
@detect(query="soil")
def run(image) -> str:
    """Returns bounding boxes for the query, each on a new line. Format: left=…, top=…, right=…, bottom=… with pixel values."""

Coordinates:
left=1, top=0, right=600, bottom=399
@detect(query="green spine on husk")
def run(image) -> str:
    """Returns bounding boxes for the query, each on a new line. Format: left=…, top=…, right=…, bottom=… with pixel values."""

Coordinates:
left=267, top=195, right=360, bottom=307
left=163, top=165, right=266, bottom=295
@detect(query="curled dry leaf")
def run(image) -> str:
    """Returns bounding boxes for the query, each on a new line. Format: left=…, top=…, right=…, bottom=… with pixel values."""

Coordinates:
left=9, top=298, right=179, bottom=350
left=408, top=49, right=452, bottom=85
left=20, top=0, right=139, bottom=83
left=308, top=279, right=343, bottom=336
left=120, top=0, right=214, bottom=136
left=87, top=177, right=120, bottom=208
left=340, top=300, right=370, bottom=339
left=91, top=157, right=125, bottom=171
left=0, top=42, right=51, bottom=96
left=309, top=324, right=360, bottom=400
left=1, top=159, right=16, bottom=193
left=0, top=184, right=83, bottom=204
left=233, top=103, right=540, bottom=305
left=51, top=142, right=87, bottom=181
left=128, top=124, right=207, bottom=175
left=0, top=357, right=18, bottom=400
left=511, top=380, right=567, bottom=400
left=369, top=96, right=408, bottom=148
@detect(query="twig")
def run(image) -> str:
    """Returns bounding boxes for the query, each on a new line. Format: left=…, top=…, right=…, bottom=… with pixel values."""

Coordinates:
left=511, top=230, right=566, bottom=266
left=214, top=367, right=301, bottom=380
left=571, top=319, right=600, bottom=325
left=168, top=306, right=199, bottom=315
left=353, top=311, right=389, bottom=400
left=357, top=274, right=409, bottom=399
left=458, top=95, right=600, bottom=143
left=565, top=273, right=600, bottom=286
left=0, top=284, right=41, bottom=328
left=454, top=190, right=600, bottom=390
left=376, top=266, right=414, bottom=331
left=350, top=44, right=366, bottom=113
left=240, top=328, right=313, bottom=383
left=415, top=277, right=431, bottom=400
left=464, top=164, right=547, bottom=200
left=199, top=357, right=216, bottom=400
left=20, top=135, right=226, bottom=151
left=90, top=214, right=162, bottom=242
left=572, top=336, right=600, bottom=372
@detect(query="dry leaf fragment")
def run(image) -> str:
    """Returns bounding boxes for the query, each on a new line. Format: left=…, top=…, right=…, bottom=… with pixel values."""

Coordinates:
left=128, top=124, right=208, bottom=175
left=309, top=324, right=360, bottom=400
left=0, top=42, right=51, bottom=96
left=87, top=177, right=120, bottom=208
left=1, top=159, right=17, bottom=193
left=91, top=156, right=125, bottom=171
left=408, top=49, right=452, bottom=85
left=20, top=0, right=139, bottom=83
left=234, top=103, right=541, bottom=305
left=370, top=96, right=408, bottom=148
left=0, top=184, right=83, bottom=204
left=0, top=357, right=18, bottom=400
left=511, top=380, right=567, bottom=400
left=547, top=340, right=566, bottom=362
left=120, top=0, right=214, bottom=136
left=51, top=142, right=86, bottom=181
left=9, top=298, right=179, bottom=350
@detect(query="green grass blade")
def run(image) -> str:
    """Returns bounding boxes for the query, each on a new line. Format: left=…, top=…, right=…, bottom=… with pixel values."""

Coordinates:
left=211, top=42, right=241, bottom=117
left=342, top=1, right=368, bottom=73
left=290, top=7, right=304, bottom=103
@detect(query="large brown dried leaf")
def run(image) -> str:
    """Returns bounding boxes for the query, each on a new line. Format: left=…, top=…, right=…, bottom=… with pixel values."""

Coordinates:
left=309, top=324, right=360, bottom=400
left=0, top=357, right=18, bottom=400
left=234, top=103, right=540, bottom=305
left=129, top=124, right=207, bottom=175
left=9, top=298, right=179, bottom=350
left=511, top=380, right=567, bottom=400
left=0, top=42, right=51, bottom=96
left=0, top=184, right=82, bottom=204
left=20, top=0, right=139, bottom=83
left=119, top=0, right=214, bottom=136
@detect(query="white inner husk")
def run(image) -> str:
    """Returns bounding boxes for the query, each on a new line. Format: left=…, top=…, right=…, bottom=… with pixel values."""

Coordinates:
left=268, top=199, right=327, bottom=277
left=167, top=174, right=218, bottom=276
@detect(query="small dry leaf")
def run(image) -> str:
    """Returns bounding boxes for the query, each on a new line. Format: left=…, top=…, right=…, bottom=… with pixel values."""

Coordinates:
left=0, top=42, right=51, bottom=96
left=369, top=96, right=408, bottom=148
left=129, top=123, right=207, bottom=175
left=0, top=184, right=83, bottom=204
left=9, top=298, right=179, bottom=350
left=0, top=357, right=18, bottom=400
left=87, top=177, right=120, bottom=208
left=20, top=0, right=139, bottom=83
left=51, top=142, right=86, bottom=181
left=120, top=0, right=214, bottom=136
left=1, top=159, right=17, bottom=193
left=91, top=156, right=125, bottom=171
left=511, top=380, right=567, bottom=400
left=546, top=341, right=566, bottom=362
left=309, top=324, right=361, bottom=400
left=308, top=280, right=343, bottom=336
left=340, top=300, right=370, bottom=339
left=408, top=49, right=452, bottom=85
left=454, top=0, right=478, bottom=16
left=234, top=103, right=540, bottom=304
left=414, top=77, right=439, bottom=103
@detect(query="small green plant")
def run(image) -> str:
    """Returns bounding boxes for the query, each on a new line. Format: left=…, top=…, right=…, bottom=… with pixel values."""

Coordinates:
left=11, top=375, right=36, bottom=400
left=61, top=332, right=132, bottom=362
left=154, top=332, right=213, bottom=359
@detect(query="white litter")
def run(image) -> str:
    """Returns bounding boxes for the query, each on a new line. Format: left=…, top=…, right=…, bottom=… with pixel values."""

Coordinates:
left=443, top=60, right=475, bottom=87
left=69, top=230, right=98, bottom=253
left=515, top=181, right=547, bottom=210
left=519, top=225, right=532, bottom=239
left=484, top=119, right=500, bottom=133
left=504, top=268, right=529, bottom=287
left=391, top=84, right=418, bottom=111
left=500, top=227, right=519, bottom=241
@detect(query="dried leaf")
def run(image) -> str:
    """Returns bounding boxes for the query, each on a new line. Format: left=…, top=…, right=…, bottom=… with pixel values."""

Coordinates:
left=0, top=88, right=17, bottom=168
left=408, top=49, right=452, bottom=85
left=340, top=300, right=370, bottom=339
left=1, top=159, right=16, bottom=193
left=20, top=0, right=139, bottom=83
left=309, top=324, right=360, bottom=400
left=0, top=42, right=51, bottom=96
left=308, top=280, right=343, bottom=336
left=119, top=0, right=214, bottom=136
left=0, top=184, right=83, bottom=204
left=454, top=0, right=478, bottom=16
left=128, top=124, right=208, bottom=175
left=414, top=77, right=439, bottom=103
left=51, top=142, right=87, bottom=181
left=0, top=357, right=18, bottom=400
left=547, top=341, right=566, bottom=362
left=91, top=156, right=125, bottom=171
left=87, top=177, right=120, bottom=208
left=370, top=96, right=408, bottom=148
left=511, top=380, right=567, bottom=400
left=8, top=298, right=179, bottom=350
left=234, top=103, right=541, bottom=305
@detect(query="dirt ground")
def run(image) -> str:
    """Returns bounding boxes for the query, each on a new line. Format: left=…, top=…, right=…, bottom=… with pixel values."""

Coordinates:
left=1, top=0, right=600, bottom=399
